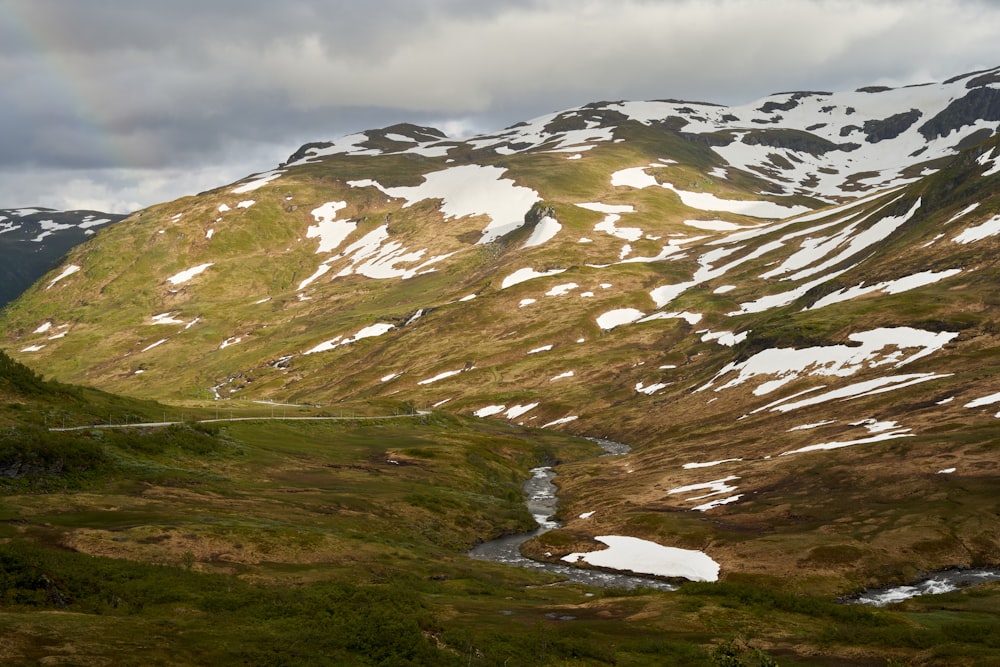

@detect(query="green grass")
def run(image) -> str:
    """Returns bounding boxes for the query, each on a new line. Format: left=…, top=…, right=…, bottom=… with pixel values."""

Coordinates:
left=0, top=402, right=997, bottom=664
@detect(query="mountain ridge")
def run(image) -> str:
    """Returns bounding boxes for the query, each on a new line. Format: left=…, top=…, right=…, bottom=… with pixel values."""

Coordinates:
left=0, top=207, right=127, bottom=309
left=2, top=67, right=1000, bottom=587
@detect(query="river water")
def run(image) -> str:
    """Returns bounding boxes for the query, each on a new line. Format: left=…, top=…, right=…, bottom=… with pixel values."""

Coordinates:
left=845, top=567, right=1000, bottom=606
left=468, top=440, right=677, bottom=591
left=470, top=439, right=1000, bottom=600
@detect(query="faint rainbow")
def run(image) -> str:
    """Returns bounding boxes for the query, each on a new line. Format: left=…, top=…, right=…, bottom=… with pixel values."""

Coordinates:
left=1, top=3, right=128, bottom=168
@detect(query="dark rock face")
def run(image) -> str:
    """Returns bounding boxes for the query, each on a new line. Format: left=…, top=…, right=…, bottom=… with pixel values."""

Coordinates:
left=284, top=141, right=334, bottom=165
left=919, top=88, right=1000, bottom=140
left=863, top=109, right=923, bottom=143
left=740, top=129, right=842, bottom=155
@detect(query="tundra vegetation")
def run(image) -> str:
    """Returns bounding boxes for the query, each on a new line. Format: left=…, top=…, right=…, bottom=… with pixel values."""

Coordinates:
left=4, top=70, right=1000, bottom=664
left=0, top=352, right=998, bottom=665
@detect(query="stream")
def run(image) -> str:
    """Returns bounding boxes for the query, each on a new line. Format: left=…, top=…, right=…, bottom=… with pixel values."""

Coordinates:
left=470, top=438, right=1000, bottom=600
left=468, top=439, right=677, bottom=591
left=845, top=567, right=1000, bottom=606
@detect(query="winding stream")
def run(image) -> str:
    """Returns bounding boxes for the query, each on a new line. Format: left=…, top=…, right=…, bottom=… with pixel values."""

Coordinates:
left=469, top=439, right=677, bottom=591
left=471, top=438, right=1000, bottom=600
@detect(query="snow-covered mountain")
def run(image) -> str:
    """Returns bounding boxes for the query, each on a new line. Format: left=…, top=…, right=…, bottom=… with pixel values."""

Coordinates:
left=0, top=207, right=126, bottom=309
left=3, top=67, right=1000, bottom=585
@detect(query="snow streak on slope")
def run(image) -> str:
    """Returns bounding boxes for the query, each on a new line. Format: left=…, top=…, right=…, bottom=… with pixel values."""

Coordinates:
left=46, top=264, right=80, bottom=289
left=612, top=165, right=811, bottom=218
left=807, top=269, right=962, bottom=310
left=303, top=323, right=396, bottom=355
left=700, top=327, right=958, bottom=396
left=762, top=198, right=921, bottom=284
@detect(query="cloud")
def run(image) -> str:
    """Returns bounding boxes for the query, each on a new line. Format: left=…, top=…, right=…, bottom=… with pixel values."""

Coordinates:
left=0, top=0, right=996, bottom=211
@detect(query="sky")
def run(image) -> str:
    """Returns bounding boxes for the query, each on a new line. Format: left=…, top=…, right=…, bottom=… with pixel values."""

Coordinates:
left=1, top=0, right=998, bottom=213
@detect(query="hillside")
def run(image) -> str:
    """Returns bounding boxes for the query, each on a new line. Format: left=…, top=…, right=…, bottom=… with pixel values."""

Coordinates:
left=2, top=66, right=1000, bottom=596
left=0, top=208, right=127, bottom=309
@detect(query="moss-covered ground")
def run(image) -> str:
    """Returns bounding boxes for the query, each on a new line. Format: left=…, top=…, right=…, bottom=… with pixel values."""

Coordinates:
left=0, top=401, right=998, bottom=665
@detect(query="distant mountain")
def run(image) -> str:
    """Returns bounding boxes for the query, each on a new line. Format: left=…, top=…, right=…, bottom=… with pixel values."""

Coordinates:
left=0, top=208, right=127, bottom=309
left=3, top=67, right=1000, bottom=585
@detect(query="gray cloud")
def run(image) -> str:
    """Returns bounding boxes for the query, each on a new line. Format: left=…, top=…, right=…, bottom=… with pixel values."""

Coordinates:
left=0, top=0, right=997, bottom=212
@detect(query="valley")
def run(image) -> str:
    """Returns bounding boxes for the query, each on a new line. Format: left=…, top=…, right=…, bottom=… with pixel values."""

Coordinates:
left=1, top=67, right=1000, bottom=664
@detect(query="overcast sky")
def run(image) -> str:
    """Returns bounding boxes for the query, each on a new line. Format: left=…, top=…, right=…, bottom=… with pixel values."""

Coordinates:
left=1, top=0, right=997, bottom=213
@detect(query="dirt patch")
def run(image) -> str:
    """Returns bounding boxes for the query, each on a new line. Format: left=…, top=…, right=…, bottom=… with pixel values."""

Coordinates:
left=59, top=525, right=352, bottom=570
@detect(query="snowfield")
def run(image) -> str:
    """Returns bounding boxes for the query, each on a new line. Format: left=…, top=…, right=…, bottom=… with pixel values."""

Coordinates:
left=350, top=165, right=540, bottom=244
left=562, top=536, right=720, bottom=582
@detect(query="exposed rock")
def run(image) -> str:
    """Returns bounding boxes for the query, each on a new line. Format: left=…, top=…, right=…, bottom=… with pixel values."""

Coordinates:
left=919, top=88, right=1000, bottom=140
left=862, top=109, right=923, bottom=143
left=740, top=129, right=842, bottom=155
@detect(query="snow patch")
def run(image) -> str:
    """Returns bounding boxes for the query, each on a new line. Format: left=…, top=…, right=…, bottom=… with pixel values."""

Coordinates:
left=166, top=263, right=213, bottom=285
left=692, top=495, right=743, bottom=512
left=808, top=269, right=962, bottom=310
left=596, top=308, right=645, bottom=330
left=306, top=201, right=352, bottom=254
left=964, top=391, right=1000, bottom=409
left=542, top=415, right=578, bottom=428
left=546, top=283, right=578, bottom=297
left=523, top=215, right=562, bottom=248
left=684, top=219, right=751, bottom=231
left=474, top=405, right=506, bottom=418
left=701, top=330, right=748, bottom=346
left=151, top=312, right=186, bottom=325
left=788, top=420, right=837, bottom=432
left=953, top=214, right=1000, bottom=244
left=562, top=535, right=719, bottom=582
left=219, top=337, right=243, bottom=350
left=668, top=476, right=739, bottom=499
left=46, top=264, right=80, bottom=289
left=505, top=403, right=539, bottom=419
left=780, top=429, right=914, bottom=456
left=231, top=169, right=283, bottom=194
left=682, top=459, right=743, bottom=469
left=141, top=339, right=168, bottom=353
left=303, top=322, right=396, bottom=355
left=501, top=267, right=566, bottom=289
left=417, top=367, right=475, bottom=385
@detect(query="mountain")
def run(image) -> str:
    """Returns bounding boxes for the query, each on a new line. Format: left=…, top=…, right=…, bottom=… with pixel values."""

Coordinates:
left=0, top=207, right=127, bottom=309
left=3, top=67, right=1000, bottom=591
